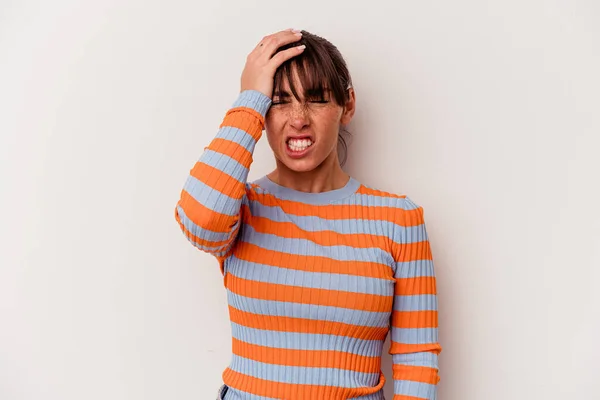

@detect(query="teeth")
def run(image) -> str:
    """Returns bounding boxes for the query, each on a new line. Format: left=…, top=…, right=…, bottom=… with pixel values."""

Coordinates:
left=287, top=138, right=313, bottom=152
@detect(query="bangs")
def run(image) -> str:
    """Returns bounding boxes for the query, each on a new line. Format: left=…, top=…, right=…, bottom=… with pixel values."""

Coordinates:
left=272, top=42, right=349, bottom=106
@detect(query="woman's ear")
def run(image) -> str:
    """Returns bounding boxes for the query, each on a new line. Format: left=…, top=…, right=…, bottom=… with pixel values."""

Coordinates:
left=340, top=87, right=356, bottom=125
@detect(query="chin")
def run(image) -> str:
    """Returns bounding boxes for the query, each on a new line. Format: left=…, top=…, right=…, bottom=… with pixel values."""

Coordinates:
left=282, top=159, right=318, bottom=173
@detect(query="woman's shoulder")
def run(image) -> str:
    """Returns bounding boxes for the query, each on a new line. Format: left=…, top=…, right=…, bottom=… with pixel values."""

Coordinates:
left=356, top=179, right=420, bottom=209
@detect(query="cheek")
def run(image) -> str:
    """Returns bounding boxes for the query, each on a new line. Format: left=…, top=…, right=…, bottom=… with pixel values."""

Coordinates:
left=319, top=109, right=343, bottom=136
left=326, top=113, right=342, bottom=127
left=264, top=115, right=284, bottom=149
left=264, top=112, right=284, bottom=133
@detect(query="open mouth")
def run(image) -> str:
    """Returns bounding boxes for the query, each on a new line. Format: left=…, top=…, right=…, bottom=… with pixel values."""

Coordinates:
left=286, top=137, right=314, bottom=152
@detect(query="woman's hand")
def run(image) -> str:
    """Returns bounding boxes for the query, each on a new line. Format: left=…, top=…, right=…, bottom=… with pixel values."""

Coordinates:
left=240, top=29, right=305, bottom=99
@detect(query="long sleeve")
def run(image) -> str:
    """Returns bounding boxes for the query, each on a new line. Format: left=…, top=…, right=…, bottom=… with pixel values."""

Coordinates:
left=175, top=90, right=271, bottom=274
left=389, top=198, right=442, bottom=399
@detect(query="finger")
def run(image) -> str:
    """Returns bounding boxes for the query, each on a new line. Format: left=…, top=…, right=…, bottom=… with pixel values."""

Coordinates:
left=255, top=29, right=302, bottom=58
left=254, top=29, right=295, bottom=47
left=268, top=44, right=306, bottom=69
left=251, top=30, right=284, bottom=52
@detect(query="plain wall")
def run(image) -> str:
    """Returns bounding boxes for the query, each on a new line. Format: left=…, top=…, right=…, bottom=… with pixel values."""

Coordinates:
left=1, top=0, right=599, bottom=399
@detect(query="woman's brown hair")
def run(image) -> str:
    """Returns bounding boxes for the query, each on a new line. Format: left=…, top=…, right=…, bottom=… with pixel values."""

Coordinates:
left=272, top=30, right=353, bottom=167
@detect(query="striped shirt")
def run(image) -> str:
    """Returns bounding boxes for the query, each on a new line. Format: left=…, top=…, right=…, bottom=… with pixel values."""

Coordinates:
left=175, top=90, right=441, bottom=399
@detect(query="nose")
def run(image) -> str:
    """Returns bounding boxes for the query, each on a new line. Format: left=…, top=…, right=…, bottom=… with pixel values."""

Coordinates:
left=288, top=102, right=310, bottom=131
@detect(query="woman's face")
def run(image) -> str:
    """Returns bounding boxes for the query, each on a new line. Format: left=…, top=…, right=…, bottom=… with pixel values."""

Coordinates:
left=264, top=70, right=355, bottom=173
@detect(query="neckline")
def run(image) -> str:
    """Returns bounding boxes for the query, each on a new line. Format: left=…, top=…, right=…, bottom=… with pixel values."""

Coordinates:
left=253, top=174, right=361, bottom=205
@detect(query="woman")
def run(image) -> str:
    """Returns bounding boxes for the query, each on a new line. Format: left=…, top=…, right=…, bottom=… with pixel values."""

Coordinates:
left=175, top=28, right=441, bottom=400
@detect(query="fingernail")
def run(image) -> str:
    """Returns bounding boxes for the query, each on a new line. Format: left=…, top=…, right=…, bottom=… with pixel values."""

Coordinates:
left=291, top=29, right=302, bottom=33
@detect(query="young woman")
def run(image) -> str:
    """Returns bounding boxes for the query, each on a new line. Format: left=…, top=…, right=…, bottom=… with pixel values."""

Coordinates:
left=175, top=28, right=441, bottom=400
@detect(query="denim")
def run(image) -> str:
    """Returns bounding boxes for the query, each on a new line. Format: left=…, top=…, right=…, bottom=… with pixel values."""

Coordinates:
left=216, top=383, right=229, bottom=400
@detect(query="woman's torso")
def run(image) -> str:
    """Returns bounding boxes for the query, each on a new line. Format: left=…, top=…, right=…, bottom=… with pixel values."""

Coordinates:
left=217, top=176, right=410, bottom=399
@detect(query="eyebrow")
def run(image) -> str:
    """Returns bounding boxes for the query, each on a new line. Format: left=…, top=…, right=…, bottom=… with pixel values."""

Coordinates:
left=273, top=88, right=330, bottom=98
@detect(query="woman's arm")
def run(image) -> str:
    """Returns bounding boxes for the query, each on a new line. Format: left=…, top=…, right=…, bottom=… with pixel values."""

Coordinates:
left=174, top=90, right=270, bottom=272
left=389, top=198, right=442, bottom=399
left=174, top=29, right=305, bottom=274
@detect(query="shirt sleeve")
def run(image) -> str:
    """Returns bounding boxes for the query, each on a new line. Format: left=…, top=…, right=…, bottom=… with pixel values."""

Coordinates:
left=174, top=90, right=271, bottom=274
left=388, top=198, right=442, bottom=399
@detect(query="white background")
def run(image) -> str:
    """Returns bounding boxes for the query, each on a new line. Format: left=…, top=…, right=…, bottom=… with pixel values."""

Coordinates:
left=1, top=1, right=599, bottom=399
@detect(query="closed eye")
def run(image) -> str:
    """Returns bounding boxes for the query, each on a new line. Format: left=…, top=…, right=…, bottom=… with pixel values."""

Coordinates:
left=272, top=100, right=329, bottom=105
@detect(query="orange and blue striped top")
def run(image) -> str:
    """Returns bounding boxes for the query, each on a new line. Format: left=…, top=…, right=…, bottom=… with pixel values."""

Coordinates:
left=175, top=90, right=441, bottom=399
